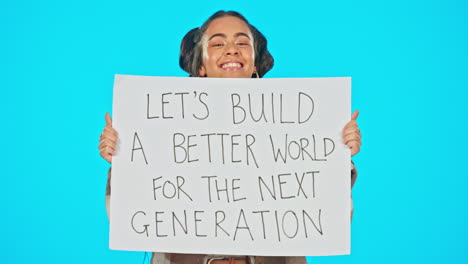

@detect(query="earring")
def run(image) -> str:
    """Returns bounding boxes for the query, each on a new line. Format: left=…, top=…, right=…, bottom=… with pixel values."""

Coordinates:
left=254, top=72, right=259, bottom=78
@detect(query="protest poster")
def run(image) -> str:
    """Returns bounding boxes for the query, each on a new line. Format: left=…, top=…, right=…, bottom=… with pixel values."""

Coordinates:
left=109, top=75, right=351, bottom=256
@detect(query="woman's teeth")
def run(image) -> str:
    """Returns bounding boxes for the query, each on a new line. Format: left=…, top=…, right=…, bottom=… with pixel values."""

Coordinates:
left=222, top=63, right=242, bottom=69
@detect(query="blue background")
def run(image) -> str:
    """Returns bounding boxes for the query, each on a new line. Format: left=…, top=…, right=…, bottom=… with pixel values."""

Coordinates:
left=2, top=0, right=467, bottom=263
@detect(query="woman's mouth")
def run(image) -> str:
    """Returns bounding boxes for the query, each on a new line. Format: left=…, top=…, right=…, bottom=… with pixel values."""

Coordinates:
left=220, top=62, right=243, bottom=71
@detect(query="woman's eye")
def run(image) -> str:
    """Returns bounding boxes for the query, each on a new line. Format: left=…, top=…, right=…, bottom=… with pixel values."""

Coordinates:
left=237, top=42, right=249, bottom=46
left=212, top=43, right=224, bottom=47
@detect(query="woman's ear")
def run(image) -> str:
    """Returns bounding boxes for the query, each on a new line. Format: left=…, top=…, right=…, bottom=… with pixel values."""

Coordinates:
left=199, top=65, right=206, bottom=77
left=253, top=66, right=259, bottom=78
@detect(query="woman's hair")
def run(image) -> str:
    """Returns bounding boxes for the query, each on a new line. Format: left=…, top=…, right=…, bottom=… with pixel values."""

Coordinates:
left=179, top=10, right=274, bottom=78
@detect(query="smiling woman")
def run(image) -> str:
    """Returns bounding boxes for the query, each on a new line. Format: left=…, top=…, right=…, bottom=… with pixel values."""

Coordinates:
left=200, top=16, right=256, bottom=78
left=179, top=10, right=274, bottom=78
left=98, top=9, right=362, bottom=264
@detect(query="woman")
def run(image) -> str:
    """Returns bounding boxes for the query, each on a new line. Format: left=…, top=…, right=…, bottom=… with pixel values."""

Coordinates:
left=99, top=10, right=361, bottom=264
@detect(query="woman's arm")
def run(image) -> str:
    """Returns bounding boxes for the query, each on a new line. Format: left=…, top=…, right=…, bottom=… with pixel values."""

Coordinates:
left=105, top=167, right=112, bottom=218
left=98, top=113, right=118, bottom=218
left=343, top=111, right=361, bottom=220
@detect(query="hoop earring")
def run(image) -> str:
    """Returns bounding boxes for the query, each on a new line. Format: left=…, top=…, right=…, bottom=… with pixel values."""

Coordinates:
left=255, top=72, right=259, bottom=78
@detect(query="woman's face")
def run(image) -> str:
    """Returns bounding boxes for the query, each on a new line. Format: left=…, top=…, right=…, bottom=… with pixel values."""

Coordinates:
left=199, top=16, right=256, bottom=78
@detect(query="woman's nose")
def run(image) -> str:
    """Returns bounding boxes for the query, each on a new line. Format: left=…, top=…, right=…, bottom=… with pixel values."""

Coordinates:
left=224, top=43, right=239, bottom=55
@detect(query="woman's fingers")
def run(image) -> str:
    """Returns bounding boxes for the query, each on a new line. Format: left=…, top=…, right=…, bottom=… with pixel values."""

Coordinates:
left=99, top=146, right=114, bottom=157
left=98, top=140, right=116, bottom=151
left=99, top=131, right=117, bottom=147
left=101, top=127, right=118, bottom=142
left=104, top=125, right=117, bottom=134
left=343, top=110, right=362, bottom=156
left=105, top=112, right=112, bottom=126
left=100, top=149, right=113, bottom=163
left=343, top=130, right=361, bottom=140
left=343, top=120, right=358, bottom=130
left=343, top=124, right=360, bottom=140
left=98, top=132, right=117, bottom=165
left=344, top=133, right=361, bottom=145
left=99, top=112, right=117, bottom=164
left=99, top=140, right=115, bottom=164
left=348, top=141, right=360, bottom=157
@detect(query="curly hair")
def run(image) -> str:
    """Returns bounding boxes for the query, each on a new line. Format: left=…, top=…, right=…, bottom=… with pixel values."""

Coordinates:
left=179, top=11, right=274, bottom=78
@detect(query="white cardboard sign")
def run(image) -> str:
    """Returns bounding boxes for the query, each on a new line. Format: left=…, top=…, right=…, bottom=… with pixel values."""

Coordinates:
left=110, top=75, right=351, bottom=256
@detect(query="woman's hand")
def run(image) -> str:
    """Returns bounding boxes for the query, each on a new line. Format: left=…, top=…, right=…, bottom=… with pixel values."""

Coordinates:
left=98, top=113, right=118, bottom=164
left=343, top=110, right=362, bottom=157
